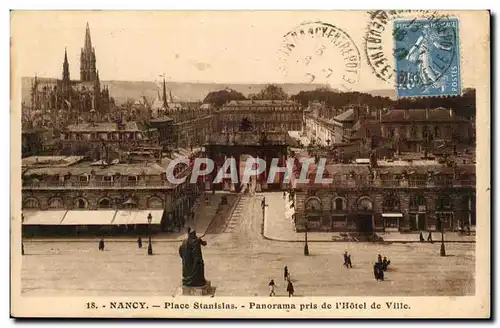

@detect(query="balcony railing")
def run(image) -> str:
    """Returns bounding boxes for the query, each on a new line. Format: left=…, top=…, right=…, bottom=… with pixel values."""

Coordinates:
left=296, top=179, right=475, bottom=189
left=22, top=180, right=173, bottom=189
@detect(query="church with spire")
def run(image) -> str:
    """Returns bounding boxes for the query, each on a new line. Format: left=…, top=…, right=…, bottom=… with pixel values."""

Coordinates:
left=30, top=23, right=111, bottom=120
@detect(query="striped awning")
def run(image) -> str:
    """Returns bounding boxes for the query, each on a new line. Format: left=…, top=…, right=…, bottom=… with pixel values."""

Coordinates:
left=113, top=210, right=163, bottom=225
left=22, top=211, right=67, bottom=225
left=61, top=210, right=117, bottom=225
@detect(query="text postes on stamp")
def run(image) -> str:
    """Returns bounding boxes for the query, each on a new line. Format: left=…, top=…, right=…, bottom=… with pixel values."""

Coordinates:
left=394, top=18, right=460, bottom=98
left=279, top=22, right=360, bottom=91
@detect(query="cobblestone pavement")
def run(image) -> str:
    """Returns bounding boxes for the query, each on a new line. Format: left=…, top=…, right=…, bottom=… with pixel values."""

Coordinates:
left=21, top=193, right=475, bottom=297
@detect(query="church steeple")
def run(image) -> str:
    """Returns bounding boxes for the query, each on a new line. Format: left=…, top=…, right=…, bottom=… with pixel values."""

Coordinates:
left=80, top=22, right=97, bottom=82
left=84, top=22, right=92, bottom=52
left=162, top=77, right=168, bottom=109
left=62, top=47, right=70, bottom=81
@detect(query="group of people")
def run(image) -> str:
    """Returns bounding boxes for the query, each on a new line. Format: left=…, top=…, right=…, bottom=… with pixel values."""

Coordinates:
left=374, top=254, right=391, bottom=281
left=268, top=265, right=295, bottom=297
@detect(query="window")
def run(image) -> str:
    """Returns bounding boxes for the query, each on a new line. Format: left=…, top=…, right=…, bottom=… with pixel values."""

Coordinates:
left=103, top=176, right=113, bottom=182
left=98, top=198, right=112, bottom=209
left=334, top=198, right=345, bottom=211
left=147, top=197, right=163, bottom=209
left=128, top=176, right=138, bottom=182
left=23, top=198, right=39, bottom=209
left=79, top=175, right=89, bottom=182
left=434, top=126, right=440, bottom=138
left=358, top=198, right=373, bottom=211
left=387, top=127, right=394, bottom=138
left=383, top=196, right=400, bottom=211
left=74, top=198, right=88, bottom=209
left=410, top=126, right=417, bottom=139
left=48, top=198, right=64, bottom=209
left=437, top=196, right=453, bottom=210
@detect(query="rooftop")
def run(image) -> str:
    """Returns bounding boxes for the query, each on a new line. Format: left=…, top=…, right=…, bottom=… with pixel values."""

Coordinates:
left=65, top=122, right=141, bottom=132
left=382, top=108, right=469, bottom=122
left=225, top=100, right=300, bottom=106
left=22, top=156, right=85, bottom=168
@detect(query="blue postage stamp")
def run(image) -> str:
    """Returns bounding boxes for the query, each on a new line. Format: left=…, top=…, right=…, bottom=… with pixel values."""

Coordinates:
left=393, top=17, right=461, bottom=98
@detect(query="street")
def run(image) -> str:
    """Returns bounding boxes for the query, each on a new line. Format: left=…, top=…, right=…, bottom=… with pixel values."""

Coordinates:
left=21, top=193, right=475, bottom=297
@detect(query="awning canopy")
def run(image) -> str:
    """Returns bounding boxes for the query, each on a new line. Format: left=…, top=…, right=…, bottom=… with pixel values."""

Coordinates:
left=61, top=210, right=117, bottom=225
left=22, top=211, right=67, bottom=225
left=382, top=213, right=403, bottom=218
left=113, top=210, right=163, bottom=225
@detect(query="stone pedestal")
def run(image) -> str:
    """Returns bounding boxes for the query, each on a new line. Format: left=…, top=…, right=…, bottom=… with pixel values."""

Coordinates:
left=180, top=280, right=216, bottom=296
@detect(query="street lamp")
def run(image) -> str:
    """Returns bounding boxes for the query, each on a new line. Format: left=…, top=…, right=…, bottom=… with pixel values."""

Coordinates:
left=439, top=218, right=446, bottom=256
left=21, top=213, right=24, bottom=256
left=304, top=220, right=309, bottom=256
left=147, top=213, right=153, bottom=255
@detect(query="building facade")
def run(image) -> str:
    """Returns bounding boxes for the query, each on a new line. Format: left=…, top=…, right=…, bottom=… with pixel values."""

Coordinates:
left=219, top=100, right=303, bottom=133
left=292, top=156, right=476, bottom=233
left=21, top=152, right=204, bottom=232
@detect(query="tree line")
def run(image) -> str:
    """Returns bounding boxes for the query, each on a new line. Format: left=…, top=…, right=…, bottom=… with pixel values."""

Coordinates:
left=202, top=85, right=476, bottom=119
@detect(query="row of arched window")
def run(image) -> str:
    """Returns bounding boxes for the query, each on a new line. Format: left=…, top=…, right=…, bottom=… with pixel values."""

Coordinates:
left=304, top=194, right=473, bottom=213
left=22, top=196, right=164, bottom=210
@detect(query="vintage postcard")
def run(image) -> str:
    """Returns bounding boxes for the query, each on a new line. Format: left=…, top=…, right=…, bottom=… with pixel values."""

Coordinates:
left=10, top=10, right=490, bottom=318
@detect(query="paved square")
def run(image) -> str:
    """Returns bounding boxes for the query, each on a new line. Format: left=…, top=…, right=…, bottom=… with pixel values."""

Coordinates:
left=21, top=194, right=475, bottom=297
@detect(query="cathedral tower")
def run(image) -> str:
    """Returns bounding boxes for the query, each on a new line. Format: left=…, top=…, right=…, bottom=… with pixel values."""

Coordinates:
left=80, top=23, right=97, bottom=82
left=62, top=47, right=71, bottom=97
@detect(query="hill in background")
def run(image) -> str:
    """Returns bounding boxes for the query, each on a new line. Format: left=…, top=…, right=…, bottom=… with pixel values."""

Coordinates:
left=21, top=77, right=397, bottom=105
left=21, top=77, right=337, bottom=105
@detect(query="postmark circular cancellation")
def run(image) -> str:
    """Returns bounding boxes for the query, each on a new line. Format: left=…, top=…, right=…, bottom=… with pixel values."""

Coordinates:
left=278, top=22, right=361, bottom=91
left=364, top=10, right=461, bottom=97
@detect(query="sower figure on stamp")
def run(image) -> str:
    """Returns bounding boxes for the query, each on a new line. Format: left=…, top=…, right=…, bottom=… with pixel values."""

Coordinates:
left=179, top=230, right=207, bottom=287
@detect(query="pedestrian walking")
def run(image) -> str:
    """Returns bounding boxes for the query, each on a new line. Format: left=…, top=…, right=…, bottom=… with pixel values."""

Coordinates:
left=343, top=251, right=353, bottom=268
left=427, top=232, right=433, bottom=243
left=268, top=279, right=276, bottom=297
left=283, top=191, right=286, bottom=199
left=419, top=232, right=425, bottom=242
left=98, top=238, right=105, bottom=251
left=377, top=254, right=382, bottom=264
left=137, top=237, right=142, bottom=249
left=286, top=279, right=295, bottom=297
left=284, top=266, right=289, bottom=281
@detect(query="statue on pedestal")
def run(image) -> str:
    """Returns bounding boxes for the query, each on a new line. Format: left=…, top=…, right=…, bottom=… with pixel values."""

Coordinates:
left=179, top=230, right=207, bottom=287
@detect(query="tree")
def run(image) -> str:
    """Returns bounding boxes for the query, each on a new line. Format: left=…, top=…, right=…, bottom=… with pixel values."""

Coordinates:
left=252, top=84, right=288, bottom=100
left=203, top=89, right=246, bottom=107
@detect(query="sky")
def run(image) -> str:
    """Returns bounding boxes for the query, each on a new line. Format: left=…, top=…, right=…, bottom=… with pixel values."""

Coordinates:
left=10, top=11, right=487, bottom=90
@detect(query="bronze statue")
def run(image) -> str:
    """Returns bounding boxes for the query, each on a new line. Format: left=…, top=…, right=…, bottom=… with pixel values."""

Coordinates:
left=179, top=230, right=207, bottom=287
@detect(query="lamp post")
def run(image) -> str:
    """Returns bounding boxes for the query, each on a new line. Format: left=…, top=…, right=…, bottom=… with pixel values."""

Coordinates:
left=439, top=217, right=446, bottom=256
left=147, top=213, right=153, bottom=255
left=304, top=220, right=309, bottom=256
left=21, top=213, right=24, bottom=256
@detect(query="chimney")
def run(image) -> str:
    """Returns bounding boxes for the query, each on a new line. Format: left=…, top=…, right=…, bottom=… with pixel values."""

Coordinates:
left=425, top=108, right=429, bottom=119
left=404, top=109, right=409, bottom=120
